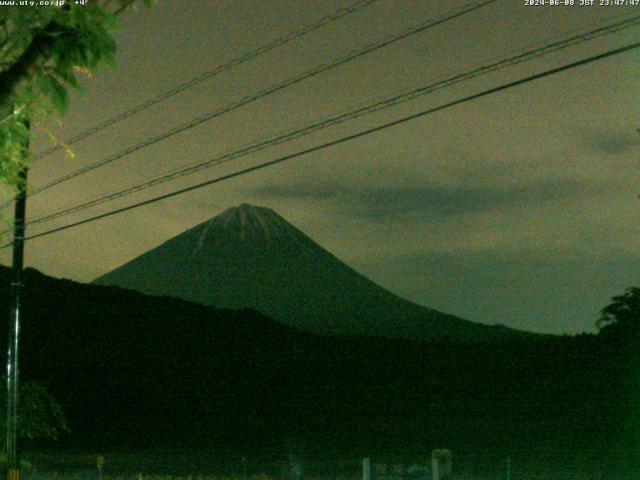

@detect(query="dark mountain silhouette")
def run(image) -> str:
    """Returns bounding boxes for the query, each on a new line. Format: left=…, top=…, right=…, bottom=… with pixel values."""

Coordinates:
left=94, top=204, right=536, bottom=342
left=0, top=266, right=633, bottom=460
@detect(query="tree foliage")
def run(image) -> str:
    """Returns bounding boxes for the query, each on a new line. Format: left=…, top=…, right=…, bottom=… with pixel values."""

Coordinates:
left=0, top=0, right=152, bottom=191
left=597, top=287, right=640, bottom=336
left=0, top=378, right=68, bottom=440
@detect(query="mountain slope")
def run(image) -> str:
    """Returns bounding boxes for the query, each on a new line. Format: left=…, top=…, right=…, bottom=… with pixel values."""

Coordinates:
left=94, top=204, right=534, bottom=342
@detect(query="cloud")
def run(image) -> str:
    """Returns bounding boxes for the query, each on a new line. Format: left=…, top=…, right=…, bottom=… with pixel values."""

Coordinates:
left=581, top=130, right=640, bottom=156
left=253, top=177, right=605, bottom=221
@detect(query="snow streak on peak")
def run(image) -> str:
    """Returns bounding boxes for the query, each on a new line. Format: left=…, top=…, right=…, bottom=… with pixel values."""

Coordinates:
left=212, top=204, right=291, bottom=243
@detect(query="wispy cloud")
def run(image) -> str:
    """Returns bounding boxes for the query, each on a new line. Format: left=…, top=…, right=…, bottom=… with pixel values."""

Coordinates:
left=254, top=177, right=606, bottom=220
left=581, top=129, right=640, bottom=156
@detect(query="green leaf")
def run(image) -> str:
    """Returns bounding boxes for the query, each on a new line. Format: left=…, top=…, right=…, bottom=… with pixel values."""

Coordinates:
left=35, top=73, right=55, bottom=97
left=0, top=0, right=154, bottom=192
left=49, top=75, right=68, bottom=114
left=10, top=121, right=29, bottom=144
left=55, top=69, right=81, bottom=91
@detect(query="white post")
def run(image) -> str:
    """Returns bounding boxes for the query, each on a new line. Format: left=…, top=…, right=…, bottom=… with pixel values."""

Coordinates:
left=363, top=458, right=371, bottom=480
left=432, top=450, right=451, bottom=480
left=97, top=455, right=104, bottom=480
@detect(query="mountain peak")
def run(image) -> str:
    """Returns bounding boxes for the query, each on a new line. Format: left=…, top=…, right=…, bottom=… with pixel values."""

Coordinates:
left=219, top=203, right=277, bottom=220
left=95, top=204, right=536, bottom=342
left=209, top=203, right=291, bottom=243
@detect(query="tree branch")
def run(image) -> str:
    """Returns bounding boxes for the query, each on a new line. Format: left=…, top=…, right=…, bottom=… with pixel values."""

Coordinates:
left=0, top=23, right=57, bottom=109
left=114, top=0, right=137, bottom=15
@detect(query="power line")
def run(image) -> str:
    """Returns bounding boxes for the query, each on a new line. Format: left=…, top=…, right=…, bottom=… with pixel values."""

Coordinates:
left=33, top=0, right=382, bottom=161
left=8, top=40, right=638, bottom=248
left=22, top=0, right=497, bottom=201
left=23, top=14, right=640, bottom=228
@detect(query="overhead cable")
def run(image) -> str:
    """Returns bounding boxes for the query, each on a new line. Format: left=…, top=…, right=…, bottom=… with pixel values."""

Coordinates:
left=25, top=14, right=640, bottom=228
left=9, top=40, right=638, bottom=247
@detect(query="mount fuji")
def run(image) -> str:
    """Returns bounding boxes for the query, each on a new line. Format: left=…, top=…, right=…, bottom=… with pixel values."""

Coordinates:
left=94, top=204, right=535, bottom=342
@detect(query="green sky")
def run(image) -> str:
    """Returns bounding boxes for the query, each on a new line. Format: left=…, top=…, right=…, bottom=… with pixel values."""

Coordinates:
left=2, top=0, right=638, bottom=334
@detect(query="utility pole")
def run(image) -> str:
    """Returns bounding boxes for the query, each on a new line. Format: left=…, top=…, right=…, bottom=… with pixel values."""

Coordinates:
left=6, top=120, right=28, bottom=480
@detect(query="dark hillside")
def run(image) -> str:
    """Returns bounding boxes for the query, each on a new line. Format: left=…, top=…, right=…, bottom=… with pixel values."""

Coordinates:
left=0, top=267, right=633, bottom=456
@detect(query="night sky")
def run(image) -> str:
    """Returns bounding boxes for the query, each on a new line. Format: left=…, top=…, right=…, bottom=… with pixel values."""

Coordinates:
left=1, top=0, right=638, bottom=335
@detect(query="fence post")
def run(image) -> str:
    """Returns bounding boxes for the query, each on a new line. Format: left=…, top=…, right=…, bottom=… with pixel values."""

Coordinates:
left=96, top=456, right=104, bottom=480
left=432, top=456, right=438, bottom=480
left=363, top=458, right=371, bottom=480
left=431, top=450, right=451, bottom=480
